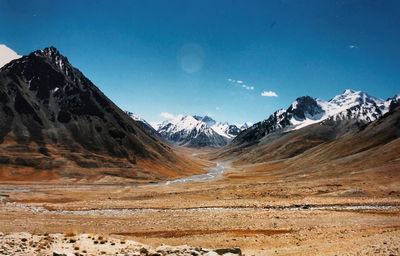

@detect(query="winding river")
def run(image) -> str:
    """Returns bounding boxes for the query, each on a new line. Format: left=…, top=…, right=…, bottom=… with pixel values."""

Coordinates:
left=164, top=162, right=226, bottom=185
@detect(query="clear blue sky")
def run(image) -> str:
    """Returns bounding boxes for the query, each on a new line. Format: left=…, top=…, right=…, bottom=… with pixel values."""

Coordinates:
left=1, top=0, right=399, bottom=124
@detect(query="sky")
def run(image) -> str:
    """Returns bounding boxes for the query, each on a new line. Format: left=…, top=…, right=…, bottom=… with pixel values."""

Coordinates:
left=1, top=0, right=399, bottom=125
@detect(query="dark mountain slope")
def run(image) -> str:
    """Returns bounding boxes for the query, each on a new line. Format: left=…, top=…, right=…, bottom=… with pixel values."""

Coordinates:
left=125, top=111, right=161, bottom=139
left=0, top=47, right=201, bottom=181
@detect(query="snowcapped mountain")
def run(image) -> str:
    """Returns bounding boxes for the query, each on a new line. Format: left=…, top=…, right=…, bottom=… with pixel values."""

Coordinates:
left=389, top=94, right=400, bottom=111
left=240, top=122, right=253, bottom=130
left=232, top=89, right=396, bottom=145
left=193, top=115, right=216, bottom=126
left=157, top=115, right=247, bottom=147
left=158, top=115, right=226, bottom=147
left=283, top=89, right=388, bottom=130
left=0, top=44, right=21, bottom=68
left=212, top=122, right=241, bottom=139
left=324, top=89, right=387, bottom=123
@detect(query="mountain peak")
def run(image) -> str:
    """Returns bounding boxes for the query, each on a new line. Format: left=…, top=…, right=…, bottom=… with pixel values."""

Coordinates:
left=331, top=89, right=383, bottom=107
left=29, top=46, right=73, bottom=75
left=33, top=46, right=63, bottom=58
left=0, top=46, right=185, bottom=175
left=193, top=115, right=203, bottom=121
left=343, top=88, right=356, bottom=94
left=295, top=95, right=315, bottom=101
left=240, top=122, right=253, bottom=130
left=42, top=46, right=60, bottom=56
left=157, top=114, right=247, bottom=147
left=201, top=115, right=216, bottom=126
left=288, top=96, right=323, bottom=121
left=0, top=44, right=22, bottom=68
left=233, top=89, right=393, bottom=146
left=192, top=115, right=216, bottom=126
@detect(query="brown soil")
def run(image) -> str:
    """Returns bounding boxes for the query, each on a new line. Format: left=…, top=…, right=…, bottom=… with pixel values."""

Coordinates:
left=0, top=148, right=399, bottom=255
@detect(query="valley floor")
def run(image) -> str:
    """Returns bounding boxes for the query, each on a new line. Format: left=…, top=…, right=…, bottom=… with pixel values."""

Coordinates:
left=1, top=149, right=400, bottom=255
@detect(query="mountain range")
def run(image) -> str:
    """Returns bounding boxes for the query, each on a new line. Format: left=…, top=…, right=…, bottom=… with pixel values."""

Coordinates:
left=0, top=45, right=399, bottom=182
left=219, top=90, right=400, bottom=172
left=232, top=89, right=397, bottom=147
left=128, top=89, right=397, bottom=149
left=155, top=115, right=250, bottom=147
left=0, top=47, right=201, bottom=181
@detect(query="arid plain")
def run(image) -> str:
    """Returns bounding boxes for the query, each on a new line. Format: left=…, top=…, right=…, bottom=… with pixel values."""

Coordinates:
left=1, top=147, right=399, bottom=256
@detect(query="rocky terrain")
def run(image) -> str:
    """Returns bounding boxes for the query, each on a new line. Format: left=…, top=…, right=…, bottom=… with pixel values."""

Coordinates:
left=0, top=232, right=242, bottom=256
left=0, top=152, right=399, bottom=255
left=231, top=89, right=396, bottom=147
left=0, top=47, right=204, bottom=181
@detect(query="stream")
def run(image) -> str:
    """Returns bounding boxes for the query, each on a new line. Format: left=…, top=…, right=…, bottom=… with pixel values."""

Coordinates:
left=164, top=162, right=226, bottom=185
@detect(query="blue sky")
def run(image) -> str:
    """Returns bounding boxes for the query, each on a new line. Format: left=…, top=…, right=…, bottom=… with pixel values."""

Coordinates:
left=1, top=0, right=399, bottom=124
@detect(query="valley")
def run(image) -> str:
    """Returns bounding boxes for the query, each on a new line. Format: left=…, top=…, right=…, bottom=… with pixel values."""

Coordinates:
left=1, top=147, right=399, bottom=255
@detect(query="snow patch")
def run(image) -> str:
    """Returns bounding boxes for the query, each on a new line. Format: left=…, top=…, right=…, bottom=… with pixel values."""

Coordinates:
left=0, top=44, right=21, bottom=68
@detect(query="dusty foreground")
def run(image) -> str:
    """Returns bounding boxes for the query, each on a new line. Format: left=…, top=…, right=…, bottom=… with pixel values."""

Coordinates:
left=0, top=232, right=241, bottom=255
left=1, top=155, right=400, bottom=255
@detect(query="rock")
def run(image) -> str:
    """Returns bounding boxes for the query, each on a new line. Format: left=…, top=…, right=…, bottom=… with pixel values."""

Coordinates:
left=53, top=252, right=67, bottom=256
left=140, top=247, right=149, bottom=255
left=204, top=252, right=219, bottom=256
left=214, top=248, right=242, bottom=255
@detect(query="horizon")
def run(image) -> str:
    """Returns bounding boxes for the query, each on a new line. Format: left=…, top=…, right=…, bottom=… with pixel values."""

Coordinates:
left=1, top=0, right=400, bottom=125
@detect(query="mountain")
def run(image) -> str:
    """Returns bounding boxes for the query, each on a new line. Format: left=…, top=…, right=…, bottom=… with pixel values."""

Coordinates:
left=215, top=96, right=400, bottom=197
left=232, top=89, right=392, bottom=147
left=0, top=44, right=21, bottom=68
left=217, top=89, right=399, bottom=169
left=0, top=46, right=201, bottom=181
left=158, top=115, right=227, bottom=147
left=194, top=115, right=216, bottom=126
left=240, top=122, right=252, bottom=130
left=157, top=115, right=246, bottom=147
left=125, top=111, right=160, bottom=138
left=212, top=122, right=242, bottom=139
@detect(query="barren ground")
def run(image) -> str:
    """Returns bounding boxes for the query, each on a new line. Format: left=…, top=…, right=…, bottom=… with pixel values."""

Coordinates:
left=1, top=148, right=399, bottom=255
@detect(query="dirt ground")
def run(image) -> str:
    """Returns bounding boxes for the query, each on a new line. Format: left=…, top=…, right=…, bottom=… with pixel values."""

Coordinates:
left=0, top=149, right=399, bottom=255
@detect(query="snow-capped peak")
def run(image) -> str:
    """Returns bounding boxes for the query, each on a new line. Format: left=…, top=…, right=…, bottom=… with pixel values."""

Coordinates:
left=126, top=111, right=144, bottom=122
left=212, top=122, right=241, bottom=139
left=255, top=89, right=391, bottom=133
left=232, top=89, right=395, bottom=145
left=201, top=115, right=217, bottom=126
left=0, top=44, right=21, bottom=68
left=125, top=111, right=153, bottom=128
left=156, top=115, right=250, bottom=147
left=157, top=115, right=224, bottom=147
left=240, top=122, right=253, bottom=130
left=343, top=88, right=355, bottom=94
left=330, top=89, right=384, bottom=108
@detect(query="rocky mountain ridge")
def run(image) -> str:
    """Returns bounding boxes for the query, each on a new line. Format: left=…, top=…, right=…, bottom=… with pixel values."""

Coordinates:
left=0, top=46, right=199, bottom=180
left=156, top=115, right=248, bottom=147
left=232, top=89, right=396, bottom=146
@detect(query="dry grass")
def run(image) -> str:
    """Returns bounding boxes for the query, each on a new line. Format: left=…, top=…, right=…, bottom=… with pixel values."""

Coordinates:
left=64, top=230, right=77, bottom=237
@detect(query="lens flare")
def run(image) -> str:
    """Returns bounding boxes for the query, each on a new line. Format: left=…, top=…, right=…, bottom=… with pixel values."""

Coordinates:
left=178, top=43, right=204, bottom=73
